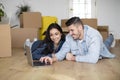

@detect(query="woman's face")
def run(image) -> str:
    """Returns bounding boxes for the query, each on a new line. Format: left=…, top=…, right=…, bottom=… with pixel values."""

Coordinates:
left=50, top=28, right=62, bottom=45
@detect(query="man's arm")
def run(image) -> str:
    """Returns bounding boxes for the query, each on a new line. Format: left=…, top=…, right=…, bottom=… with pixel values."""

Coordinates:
left=75, top=37, right=101, bottom=63
left=55, top=35, right=71, bottom=61
left=66, top=53, right=75, bottom=61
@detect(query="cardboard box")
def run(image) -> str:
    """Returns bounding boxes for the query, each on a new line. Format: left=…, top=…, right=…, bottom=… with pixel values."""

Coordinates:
left=97, top=26, right=109, bottom=41
left=61, top=19, right=68, bottom=28
left=115, top=39, right=120, bottom=47
left=61, top=18, right=97, bottom=29
left=81, top=18, right=97, bottom=29
left=21, top=12, right=42, bottom=28
left=62, top=27, right=69, bottom=32
left=0, top=24, right=12, bottom=57
left=11, top=28, right=39, bottom=48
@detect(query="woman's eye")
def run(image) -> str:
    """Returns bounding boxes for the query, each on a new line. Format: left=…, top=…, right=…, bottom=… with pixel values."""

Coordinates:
left=55, top=33, right=58, bottom=35
left=50, top=34, right=53, bottom=37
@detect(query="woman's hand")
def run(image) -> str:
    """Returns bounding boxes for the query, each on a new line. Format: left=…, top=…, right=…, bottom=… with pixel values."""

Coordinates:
left=66, top=53, right=75, bottom=61
left=40, top=56, right=53, bottom=65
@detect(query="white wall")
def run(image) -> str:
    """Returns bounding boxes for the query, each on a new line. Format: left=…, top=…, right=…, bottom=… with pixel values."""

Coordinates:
left=30, top=0, right=69, bottom=24
left=97, top=0, right=120, bottom=39
left=0, top=0, right=69, bottom=26
left=0, top=0, right=22, bottom=25
left=1, top=0, right=120, bottom=39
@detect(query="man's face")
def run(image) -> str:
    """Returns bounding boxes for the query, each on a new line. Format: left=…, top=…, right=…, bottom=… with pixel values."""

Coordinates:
left=68, top=24, right=82, bottom=40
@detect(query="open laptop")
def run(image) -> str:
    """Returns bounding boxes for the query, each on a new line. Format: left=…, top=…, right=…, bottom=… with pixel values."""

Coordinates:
left=25, top=46, right=49, bottom=66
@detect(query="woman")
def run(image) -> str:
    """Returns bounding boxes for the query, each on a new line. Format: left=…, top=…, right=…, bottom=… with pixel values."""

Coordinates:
left=31, top=23, right=65, bottom=61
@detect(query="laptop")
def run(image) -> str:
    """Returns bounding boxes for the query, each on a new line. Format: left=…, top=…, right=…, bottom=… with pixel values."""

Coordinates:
left=25, top=46, right=50, bottom=66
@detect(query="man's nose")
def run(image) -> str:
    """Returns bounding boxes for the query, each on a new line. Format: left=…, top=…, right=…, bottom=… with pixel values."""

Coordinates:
left=69, top=31, right=72, bottom=35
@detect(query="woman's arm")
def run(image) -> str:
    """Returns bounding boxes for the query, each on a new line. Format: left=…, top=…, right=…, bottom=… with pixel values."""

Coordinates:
left=40, top=54, right=58, bottom=65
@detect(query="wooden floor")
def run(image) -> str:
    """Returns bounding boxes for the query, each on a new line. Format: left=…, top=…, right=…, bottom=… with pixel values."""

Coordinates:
left=0, top=46, right=120, bottom=80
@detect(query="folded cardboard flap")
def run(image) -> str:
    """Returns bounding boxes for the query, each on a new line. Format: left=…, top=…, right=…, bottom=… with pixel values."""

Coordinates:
left=0, top=24, right=12, bottom=57
left=97, top=26, right=108, bottom=31
left=11, top=28, right=39, bottom=48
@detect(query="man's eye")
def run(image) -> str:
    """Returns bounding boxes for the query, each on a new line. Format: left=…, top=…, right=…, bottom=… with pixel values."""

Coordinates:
left=71, top=30, right=73, bottom=32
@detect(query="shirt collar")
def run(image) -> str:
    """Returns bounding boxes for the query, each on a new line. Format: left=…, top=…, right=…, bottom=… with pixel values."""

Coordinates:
left=83, top=25, right=88, bottom=42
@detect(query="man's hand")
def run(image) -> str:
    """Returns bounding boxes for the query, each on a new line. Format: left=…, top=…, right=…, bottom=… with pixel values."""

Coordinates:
left=66, top=53, right=75, bottom=61
left=40, top=56, right=53, bottom=65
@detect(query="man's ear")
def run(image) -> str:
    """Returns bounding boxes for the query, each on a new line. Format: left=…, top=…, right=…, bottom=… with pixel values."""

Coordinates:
left=78, top=25, right=83, bottom=31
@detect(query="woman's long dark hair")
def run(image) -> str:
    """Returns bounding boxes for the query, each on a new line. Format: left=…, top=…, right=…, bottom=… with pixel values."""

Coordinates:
left=42, top=23, right=65, bottom=54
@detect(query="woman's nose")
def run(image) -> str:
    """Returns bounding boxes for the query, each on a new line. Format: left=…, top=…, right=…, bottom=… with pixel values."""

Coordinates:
left=52, top=36, right=56, bottom=40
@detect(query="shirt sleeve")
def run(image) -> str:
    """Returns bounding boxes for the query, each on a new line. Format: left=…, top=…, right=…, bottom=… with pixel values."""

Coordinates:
left=47, top=54, right=52, bottom=58
left=55, top=36, right=71, bottom=61
left=75, top=36, right=101, bottom=63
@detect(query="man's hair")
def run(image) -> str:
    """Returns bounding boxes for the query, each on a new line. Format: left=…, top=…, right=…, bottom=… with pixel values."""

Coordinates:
left=65, top=17, right=83, bottom=27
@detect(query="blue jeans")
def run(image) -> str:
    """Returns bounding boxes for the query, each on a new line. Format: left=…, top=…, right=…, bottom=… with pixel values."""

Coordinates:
left=104, top=34, right=114, bottom=49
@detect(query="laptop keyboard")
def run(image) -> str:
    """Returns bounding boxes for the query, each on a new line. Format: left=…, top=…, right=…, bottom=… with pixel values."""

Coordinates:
left=33, top=61, right=50, bottom=66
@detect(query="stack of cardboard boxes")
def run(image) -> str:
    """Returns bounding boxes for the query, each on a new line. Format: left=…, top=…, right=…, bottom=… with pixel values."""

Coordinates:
left=0, top=24, right=12, bottom=57
left=61, top=18, right=108, bottom=41
left=11, top=12, right=42, bottom=48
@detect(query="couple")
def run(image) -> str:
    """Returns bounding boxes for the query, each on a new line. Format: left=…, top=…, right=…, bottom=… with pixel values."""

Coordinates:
left=30, top=17, right=115, bottom=65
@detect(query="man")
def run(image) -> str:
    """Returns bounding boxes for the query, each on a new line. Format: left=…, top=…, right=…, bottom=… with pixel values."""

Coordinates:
left=40, top=17, right=115, bottom=64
